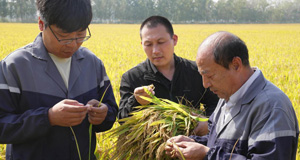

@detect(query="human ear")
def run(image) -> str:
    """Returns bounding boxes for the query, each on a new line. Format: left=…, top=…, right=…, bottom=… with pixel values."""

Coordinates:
left=172, top=34, right=178, bottom=46
left=231, top=57, right=242, bottom=71
left=38, top=17, right=44, bottom=31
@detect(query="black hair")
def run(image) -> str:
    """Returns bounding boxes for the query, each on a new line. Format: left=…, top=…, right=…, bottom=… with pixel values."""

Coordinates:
left=140, top=15, right=174, bottom=39
left=212, top=32, right=249, bottom=69
left=36, top=0, right=92, bottom=32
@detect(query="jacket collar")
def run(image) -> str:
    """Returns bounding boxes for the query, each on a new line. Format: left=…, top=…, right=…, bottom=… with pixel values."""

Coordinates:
left=147, top=53, right=179, bottom=74
left=30, top=33, right=85, bottom=94
left=241, top=70, right=267, bottom=105
left=215, top=70, right=267, bottom=135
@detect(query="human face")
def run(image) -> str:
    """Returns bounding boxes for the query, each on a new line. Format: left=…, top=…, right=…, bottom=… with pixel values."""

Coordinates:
left=48, top=25, right=91, bottom=45
left=40, top=21, right=88, bottom=58
left=196, top=48, right=237, bottom=101
left=141, top=24, right=178, bottom=70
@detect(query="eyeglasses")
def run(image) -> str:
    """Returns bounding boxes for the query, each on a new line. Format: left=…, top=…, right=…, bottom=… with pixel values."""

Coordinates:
left=48, top=25, right=91, bottom=45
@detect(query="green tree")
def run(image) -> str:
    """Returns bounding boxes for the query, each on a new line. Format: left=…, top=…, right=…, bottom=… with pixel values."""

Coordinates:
left=1, top=0, right=299, bottom=23
left=93, top=0, right=116, bottom=23
left=0, top=0, right=8, bottom=22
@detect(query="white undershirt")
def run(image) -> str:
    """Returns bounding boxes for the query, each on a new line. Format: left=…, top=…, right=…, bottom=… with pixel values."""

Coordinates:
left=49, top=53, right=72, bottom=89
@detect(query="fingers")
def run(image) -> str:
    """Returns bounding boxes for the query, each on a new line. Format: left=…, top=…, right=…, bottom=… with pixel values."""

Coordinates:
left=49, top=100, right=88, bottom=127
left=49, top=99, right=110, bottom=127
left=134, top=87, right=147, bottom=96
left=165, top=141, right=174, bottom=152
left=58, top=99, right=87, bottom=113
left=165, top=141, right=176, bottom=158
left=86, top=99, right=100, bottom=107
left=165, top=141, right=187, bottom=159
left=169, top=135, right=194, bottom=143
left=165, top=135, right=196, bottom=158
left=134, top=85, right=155, bottom=95
left=174, top=142, right=188, bottom=148
left=87, top=103, right=108, bottom=112
left=63, top=105, right=87, bottom=113
left=134, top=85, right=155, bottom=105
left=62, top=99, right=84, bottom=106
left=87, top=103, right=108, bottom=125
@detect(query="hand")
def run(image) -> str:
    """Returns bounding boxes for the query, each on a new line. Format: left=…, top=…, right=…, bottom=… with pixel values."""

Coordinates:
left=166, top=141, right=209, bottom=160
left=167, top=135, right=195, bottom=143
left=86, top=99, right=108, bottom=125
left=191, top=112, right=209, bottom=136
left=133, top=85, right=155, bottom=105
left=192, top=121, right=208, bottom=136
left=48, top=99, right=88, bottom=127
left=165, top=135, right=195, bottom=158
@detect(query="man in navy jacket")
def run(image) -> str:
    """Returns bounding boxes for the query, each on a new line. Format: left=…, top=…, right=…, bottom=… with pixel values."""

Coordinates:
left=0, top=0, right=118, bottom=159
left=165, top=31, right=299, bottom=160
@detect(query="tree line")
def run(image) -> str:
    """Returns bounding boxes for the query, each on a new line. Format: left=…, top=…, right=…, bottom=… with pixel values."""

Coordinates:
left=1, top=0, right=300, bottom=23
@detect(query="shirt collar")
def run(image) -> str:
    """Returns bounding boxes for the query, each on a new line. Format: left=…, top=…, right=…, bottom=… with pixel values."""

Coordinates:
left=225, top=67, right=261, bottom=107
left=149, top=53, right=178, bottom=74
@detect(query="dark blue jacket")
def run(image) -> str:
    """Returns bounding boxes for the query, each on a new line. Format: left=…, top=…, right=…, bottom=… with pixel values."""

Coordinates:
left=0, top=33, right=118, bottom=160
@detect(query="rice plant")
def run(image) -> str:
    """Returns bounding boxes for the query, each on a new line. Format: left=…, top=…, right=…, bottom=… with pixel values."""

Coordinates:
left=106, top=87, right=208, bottom=159
left=0, top=23, right=299, bottom=160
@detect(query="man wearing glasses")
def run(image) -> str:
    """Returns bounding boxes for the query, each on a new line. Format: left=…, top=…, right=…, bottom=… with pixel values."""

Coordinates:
left=0, top=0, right=118, bottom=159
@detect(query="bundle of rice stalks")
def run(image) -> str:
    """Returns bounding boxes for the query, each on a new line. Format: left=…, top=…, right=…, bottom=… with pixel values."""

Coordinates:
left=107, top=87, right=208, bottom=160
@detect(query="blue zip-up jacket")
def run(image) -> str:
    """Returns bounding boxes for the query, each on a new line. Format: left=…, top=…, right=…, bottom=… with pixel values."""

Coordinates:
left=191, top=71, right=299, bottom=160
left=0, top=33, right=118, bottom=160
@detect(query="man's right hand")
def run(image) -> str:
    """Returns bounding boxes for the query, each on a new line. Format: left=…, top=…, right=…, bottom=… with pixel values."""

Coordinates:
left=165, top=135, right=195, bottom=158
left=134, top=85, right=155, bottom=105
left=165, top=135, right=209, bottom=160
left=48, top=99, right=88, bottom=126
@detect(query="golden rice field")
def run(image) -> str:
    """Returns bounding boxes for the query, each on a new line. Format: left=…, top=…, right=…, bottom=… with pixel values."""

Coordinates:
left=0, top=23, right=299, bottom=159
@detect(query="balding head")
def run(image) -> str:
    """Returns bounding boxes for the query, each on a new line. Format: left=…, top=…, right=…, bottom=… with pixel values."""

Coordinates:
left=196, top=32, right=253, bottom=101
left=197, top=31, right=249, bottom=69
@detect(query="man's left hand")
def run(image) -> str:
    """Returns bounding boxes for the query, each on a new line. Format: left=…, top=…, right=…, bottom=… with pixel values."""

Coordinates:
left=86, top=99, right=108, bottom=125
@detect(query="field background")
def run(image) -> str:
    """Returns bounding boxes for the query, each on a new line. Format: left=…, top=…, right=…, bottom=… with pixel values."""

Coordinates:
left=0, top=23, right=299, bottom=159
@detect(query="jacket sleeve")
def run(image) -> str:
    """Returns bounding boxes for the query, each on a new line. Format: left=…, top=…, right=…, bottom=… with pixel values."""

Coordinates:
left=0, top=61, right=51, bottom=144
left=118, top=73, right=140, bottom=119
left=204, top=108, right=299, bottom=160
left=205, top=135, right=298, bottom=160
left=93, top=60, right=118, bottom=132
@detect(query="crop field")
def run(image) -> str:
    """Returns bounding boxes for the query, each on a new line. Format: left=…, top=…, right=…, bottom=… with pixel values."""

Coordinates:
left=0, top=23, right=299, bottom=159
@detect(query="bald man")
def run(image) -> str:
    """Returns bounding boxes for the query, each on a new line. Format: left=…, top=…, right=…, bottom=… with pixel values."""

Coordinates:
left=165, top=31, right=299, bottom=160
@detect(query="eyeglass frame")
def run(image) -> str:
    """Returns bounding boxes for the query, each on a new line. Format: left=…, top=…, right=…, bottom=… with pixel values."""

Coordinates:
left=48, top=25, right=91, bottom=45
